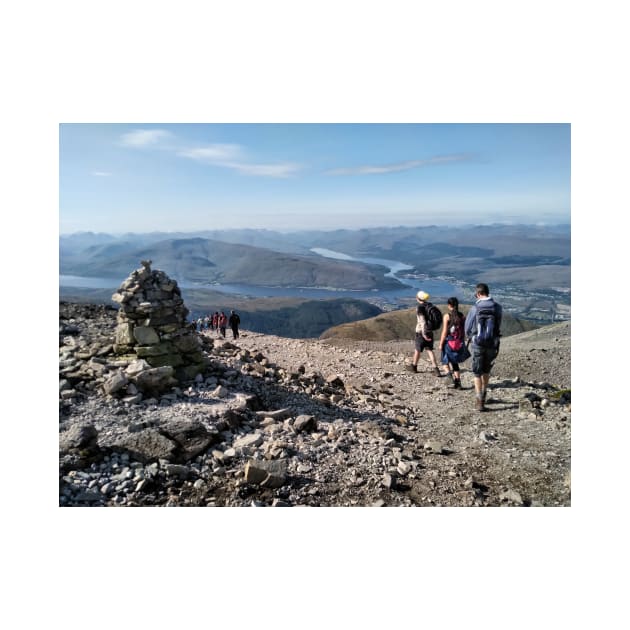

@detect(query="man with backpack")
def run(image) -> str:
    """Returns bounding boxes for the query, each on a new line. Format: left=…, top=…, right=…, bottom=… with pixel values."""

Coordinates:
left=228, top=310, right=241, bottom=339
left=465, top=283, right=503, bottom=412
left=407, top=290, right=442, bottom=376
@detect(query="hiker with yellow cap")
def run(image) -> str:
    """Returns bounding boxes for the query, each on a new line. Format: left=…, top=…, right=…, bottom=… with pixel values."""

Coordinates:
left=407, top=290, right=442, bottom=376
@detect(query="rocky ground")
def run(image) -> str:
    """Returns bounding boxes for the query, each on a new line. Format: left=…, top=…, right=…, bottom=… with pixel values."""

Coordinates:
left=59, top=302, right=571, bottom=507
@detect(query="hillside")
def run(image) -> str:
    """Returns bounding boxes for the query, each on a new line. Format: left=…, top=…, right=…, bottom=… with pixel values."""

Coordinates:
left=60, top=237, right=403, bottom=290
left=60, top=301, right=570, bottom=507
left=319, top=304, right=540, bottom=342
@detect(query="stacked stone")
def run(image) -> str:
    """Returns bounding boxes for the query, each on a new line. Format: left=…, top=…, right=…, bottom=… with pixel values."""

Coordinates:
left=111, top=260, right=208, bottom=381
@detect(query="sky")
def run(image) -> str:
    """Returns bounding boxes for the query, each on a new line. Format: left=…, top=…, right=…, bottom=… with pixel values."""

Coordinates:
left=59, top=123, right=570, bottom=234
left=7, top=0, right=628, bottom=626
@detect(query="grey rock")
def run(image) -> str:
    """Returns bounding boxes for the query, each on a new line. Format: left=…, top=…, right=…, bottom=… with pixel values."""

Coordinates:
left=59, top=423, right=98, bottom=453
left=382, top=473, right=396, bottom=489
left=479, top=431, right=496, bottom=442
left=244, top=459, right=288, bottom=488
left=125, top=359, right=151, bottom=377
left=255, top=408, right=291, bottom=420
left=294, top=415, right=317, bottom=432
left=103, top=371, right=129, bottom=395
left=163, top=464, right=190, bottom=479
left=424, top=440, right=446, bottom=454
left=134, top=366, right=177, bottom=395
left=234, top=433, right=263, bottom=449
left=212, top=385, right=229, bottom=398
left=500, top=489, right=524, bottom=505
left=161, top=419, right=217, bottom=462
left=109, top=428, right=177, bottom=463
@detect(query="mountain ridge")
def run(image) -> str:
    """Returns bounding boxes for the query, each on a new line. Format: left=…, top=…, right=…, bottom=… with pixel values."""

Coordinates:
left=60, top=236, right=403, bottom=290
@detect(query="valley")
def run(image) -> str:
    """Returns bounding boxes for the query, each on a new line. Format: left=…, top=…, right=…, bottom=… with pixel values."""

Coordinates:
left=60, top=223, right=571, bottom=336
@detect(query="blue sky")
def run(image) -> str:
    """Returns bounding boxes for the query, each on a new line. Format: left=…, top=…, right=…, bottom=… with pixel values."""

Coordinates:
left=59, top=123, right=570, bottom=234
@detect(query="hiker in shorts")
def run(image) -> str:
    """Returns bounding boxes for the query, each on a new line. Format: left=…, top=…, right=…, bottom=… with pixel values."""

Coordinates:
left=408, top=290, right=441, bottom=376
left=465, top=283, right=503, bottom=412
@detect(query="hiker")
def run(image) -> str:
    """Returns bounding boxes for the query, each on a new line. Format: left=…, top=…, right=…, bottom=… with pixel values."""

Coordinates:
left=407, top=290, right=441, bottom=376
left=203, top=315, right=210, bottom=331
left=228, top=309, right=241, bottom=339
left=465, top=283, right=503, bottom=412
left=196, top=317, right=203, bottom=333
left=218, top=311, right=228, bottom=338
left=438, top=297, right=471, bottom=389
left=212, top=312, right=219, bottom=334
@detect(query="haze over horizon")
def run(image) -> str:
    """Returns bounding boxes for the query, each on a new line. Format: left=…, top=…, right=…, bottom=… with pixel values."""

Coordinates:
left=59, top=123, right=570, bottom=234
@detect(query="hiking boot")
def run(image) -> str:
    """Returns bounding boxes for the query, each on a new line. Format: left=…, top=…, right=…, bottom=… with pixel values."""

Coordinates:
left=453, top=378, right=462, bottom=389
left=475, top=398, right=485, bottom=412
left=434, top=367, right=442, bottom=377
left=406, top=364, right=418, bottom=373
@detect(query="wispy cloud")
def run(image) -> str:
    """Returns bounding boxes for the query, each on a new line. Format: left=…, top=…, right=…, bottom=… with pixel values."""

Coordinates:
left=121, top=131, right=302, bottom=178
left=92, top=171, right=112, bottom=177
left=177, top=144, right=243, bottom=162
left=223, top=161, right=302, bottom=178
left=179, top=143, right=301, bottom=178
left=120, top=129, right=173, bottom=147
left=326, top=154, right=472, bottom=176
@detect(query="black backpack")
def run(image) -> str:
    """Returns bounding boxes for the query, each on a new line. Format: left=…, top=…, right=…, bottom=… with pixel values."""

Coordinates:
left=475, top=303, right=497, bottom=347
left=425, top=303, right=443, bottom=331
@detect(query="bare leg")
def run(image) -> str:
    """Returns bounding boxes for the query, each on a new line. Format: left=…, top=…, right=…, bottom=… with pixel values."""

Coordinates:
left=474, top=376, right=483, bottom=397
left=412, top=350, right=420, bottom=366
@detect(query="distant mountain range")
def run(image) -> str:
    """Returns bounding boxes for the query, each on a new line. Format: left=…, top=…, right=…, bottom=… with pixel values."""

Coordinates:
left=60, top=223, right=571, bottom=293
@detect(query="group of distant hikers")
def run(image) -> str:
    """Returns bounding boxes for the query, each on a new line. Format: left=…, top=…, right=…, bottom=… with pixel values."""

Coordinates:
left=193, top=310, right=241, bottom=339
left=409, top=283, right=502, bottom=412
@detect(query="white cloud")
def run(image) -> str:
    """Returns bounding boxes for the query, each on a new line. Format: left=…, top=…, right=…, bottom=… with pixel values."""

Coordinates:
left=177, top=144, right=243, bottom=162
left=91, top=171, right=112, bottom=177
left=120, top=129, right=173, bottom=147
left=326, top=154, right=472, bottom=175
left=179, top=143, right=301, bottom=177
left=224, top=161, right=302, bottom=178
left=120, top=131, right=302, bottom=178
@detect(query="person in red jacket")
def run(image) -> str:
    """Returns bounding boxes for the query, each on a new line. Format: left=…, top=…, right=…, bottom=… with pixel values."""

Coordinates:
left=218, top=311, right=228, bottom=338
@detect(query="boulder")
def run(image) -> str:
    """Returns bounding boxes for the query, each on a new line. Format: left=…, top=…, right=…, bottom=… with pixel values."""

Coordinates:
left=59, top=423, right=98, bottom=453
left=294, top=415, right=317, bottom=433
left=160, top=419, right=217, bottom=462
left=134, top=366, right=177, bottom=395
left=103, top=371, right=129, bottom=395
left=109, top=429, right=177, bottom=463
left=133, top=326, right=160, bottom=345
left=244, top=459, right=288, bottom=488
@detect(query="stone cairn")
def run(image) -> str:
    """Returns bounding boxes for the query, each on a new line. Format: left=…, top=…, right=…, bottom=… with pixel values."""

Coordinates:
left=111, top=261, right=208, bottom=385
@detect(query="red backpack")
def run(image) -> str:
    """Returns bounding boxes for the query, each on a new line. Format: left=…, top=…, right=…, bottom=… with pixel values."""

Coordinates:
left=447, top=314, right=465, bottom=351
